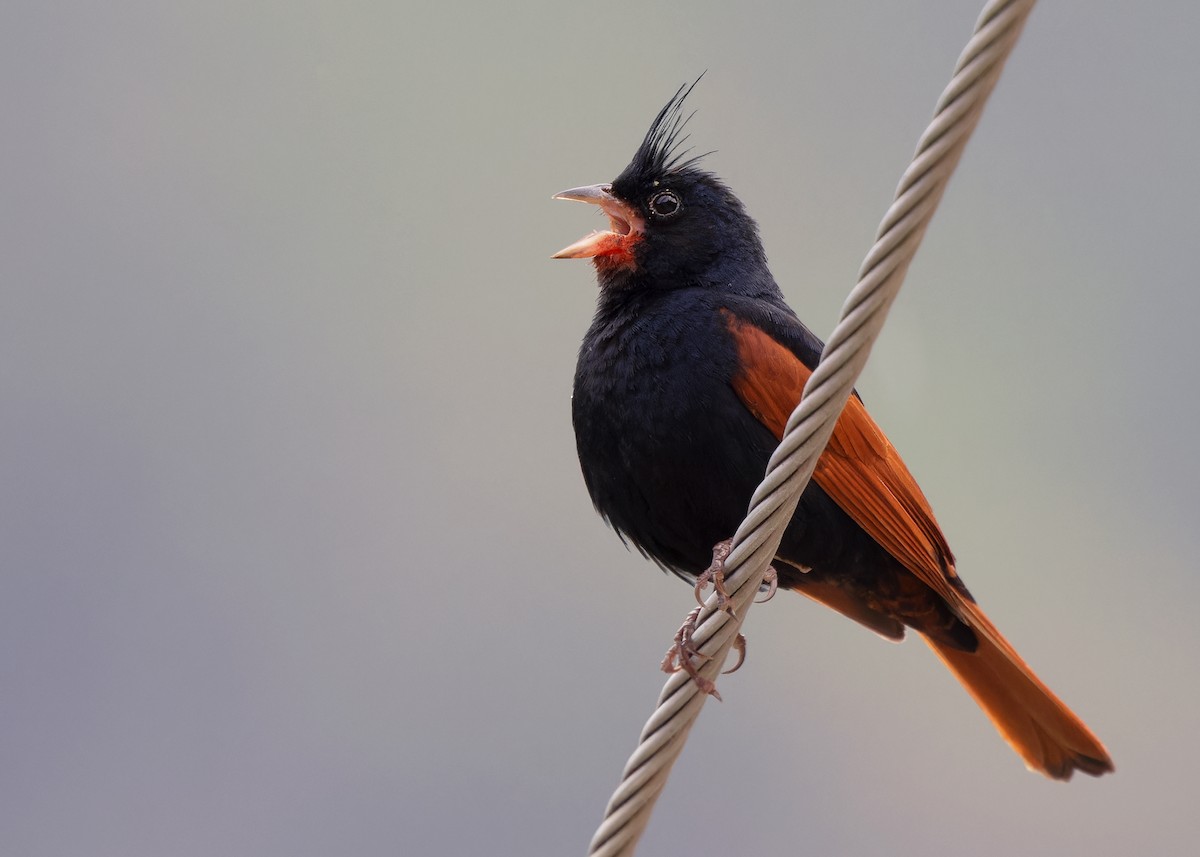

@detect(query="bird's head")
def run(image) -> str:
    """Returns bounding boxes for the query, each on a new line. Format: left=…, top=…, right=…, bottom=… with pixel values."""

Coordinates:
left=553, top=81, right=768, bottom=291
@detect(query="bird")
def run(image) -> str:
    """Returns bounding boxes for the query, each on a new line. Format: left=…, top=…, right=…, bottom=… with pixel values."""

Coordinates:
left=552, top=81, right=1114, bottom=780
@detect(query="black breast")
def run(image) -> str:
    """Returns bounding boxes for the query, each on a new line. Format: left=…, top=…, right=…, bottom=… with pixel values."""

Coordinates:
left=572, top=289, right=781, bottom=577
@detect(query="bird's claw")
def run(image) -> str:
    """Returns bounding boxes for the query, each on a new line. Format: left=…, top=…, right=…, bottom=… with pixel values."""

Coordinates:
left=724, top=633, right=747, bottom=675
left=755, top=564, right=779, bottom=604
left=694, top=539, right=736, bottom=617
left=661, top=606, right=721, bottom=699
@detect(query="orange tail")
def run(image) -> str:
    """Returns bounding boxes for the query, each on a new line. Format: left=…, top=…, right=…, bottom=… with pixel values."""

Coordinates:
left=923, top=604, right=1113, bottom=780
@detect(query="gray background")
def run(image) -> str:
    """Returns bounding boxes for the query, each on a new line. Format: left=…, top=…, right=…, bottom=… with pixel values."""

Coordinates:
left=4, top=1, right=1197, bottom=855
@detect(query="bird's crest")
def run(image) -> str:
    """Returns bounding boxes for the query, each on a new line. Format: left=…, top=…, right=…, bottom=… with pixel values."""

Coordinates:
left=623, top=76, right=711, bottom=181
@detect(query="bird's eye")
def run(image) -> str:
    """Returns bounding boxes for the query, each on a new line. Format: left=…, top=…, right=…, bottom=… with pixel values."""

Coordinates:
left=648, top=190, right=681, bottom=218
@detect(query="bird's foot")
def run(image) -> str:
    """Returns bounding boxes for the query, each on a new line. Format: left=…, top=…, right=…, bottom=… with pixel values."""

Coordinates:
left=661, top=607, right=722, bottom=699
left=666, top=539, right=777, bottom=698
left=693, top=539, right=736, bottom=616
left=694, top=539, right=780, bottom=610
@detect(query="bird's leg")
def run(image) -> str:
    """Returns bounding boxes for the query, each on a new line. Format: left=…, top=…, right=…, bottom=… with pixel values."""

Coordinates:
left=661, top=607, right=721, bottom=699
left=695, top=538, right=780, bottom=611
left=693, top=538, right=735, bottom=615
left=660, top=610, right=749, bottom=695
left=667, top=539, right=779, bottom=698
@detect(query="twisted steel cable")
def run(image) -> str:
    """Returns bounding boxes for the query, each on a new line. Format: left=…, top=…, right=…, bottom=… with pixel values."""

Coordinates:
left=585, top=2, right=1038, bottom=855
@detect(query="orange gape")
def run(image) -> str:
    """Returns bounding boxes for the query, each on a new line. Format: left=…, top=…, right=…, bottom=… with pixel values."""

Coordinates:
left=722, top=310, right=1113, bottom=779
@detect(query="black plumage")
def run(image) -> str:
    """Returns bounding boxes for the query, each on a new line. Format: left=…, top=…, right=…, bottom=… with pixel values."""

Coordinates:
left=553, top=83, right=1112, bottom=780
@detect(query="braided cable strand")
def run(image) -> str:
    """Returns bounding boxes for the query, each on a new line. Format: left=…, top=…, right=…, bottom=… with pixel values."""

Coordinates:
left=585, top=2, right=1036, bottom=855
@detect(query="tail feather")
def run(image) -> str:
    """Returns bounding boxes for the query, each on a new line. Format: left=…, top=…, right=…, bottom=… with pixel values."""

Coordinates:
left=923, top=605, right=1113, bottom=780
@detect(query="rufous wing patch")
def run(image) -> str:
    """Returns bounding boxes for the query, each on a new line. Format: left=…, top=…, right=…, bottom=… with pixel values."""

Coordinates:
left=721, top=309, right=960, bottom=605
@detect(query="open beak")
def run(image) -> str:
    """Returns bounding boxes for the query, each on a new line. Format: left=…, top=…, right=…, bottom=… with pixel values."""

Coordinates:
left=551, top=184, right=645, bottom=260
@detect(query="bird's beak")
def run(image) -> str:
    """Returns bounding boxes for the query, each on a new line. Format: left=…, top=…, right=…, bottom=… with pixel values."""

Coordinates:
left=551, top=184, right=645, bottom=260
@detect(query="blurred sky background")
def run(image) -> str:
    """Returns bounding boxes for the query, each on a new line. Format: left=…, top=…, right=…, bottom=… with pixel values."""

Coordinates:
left=3, top=2, right=1199, bottom=855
